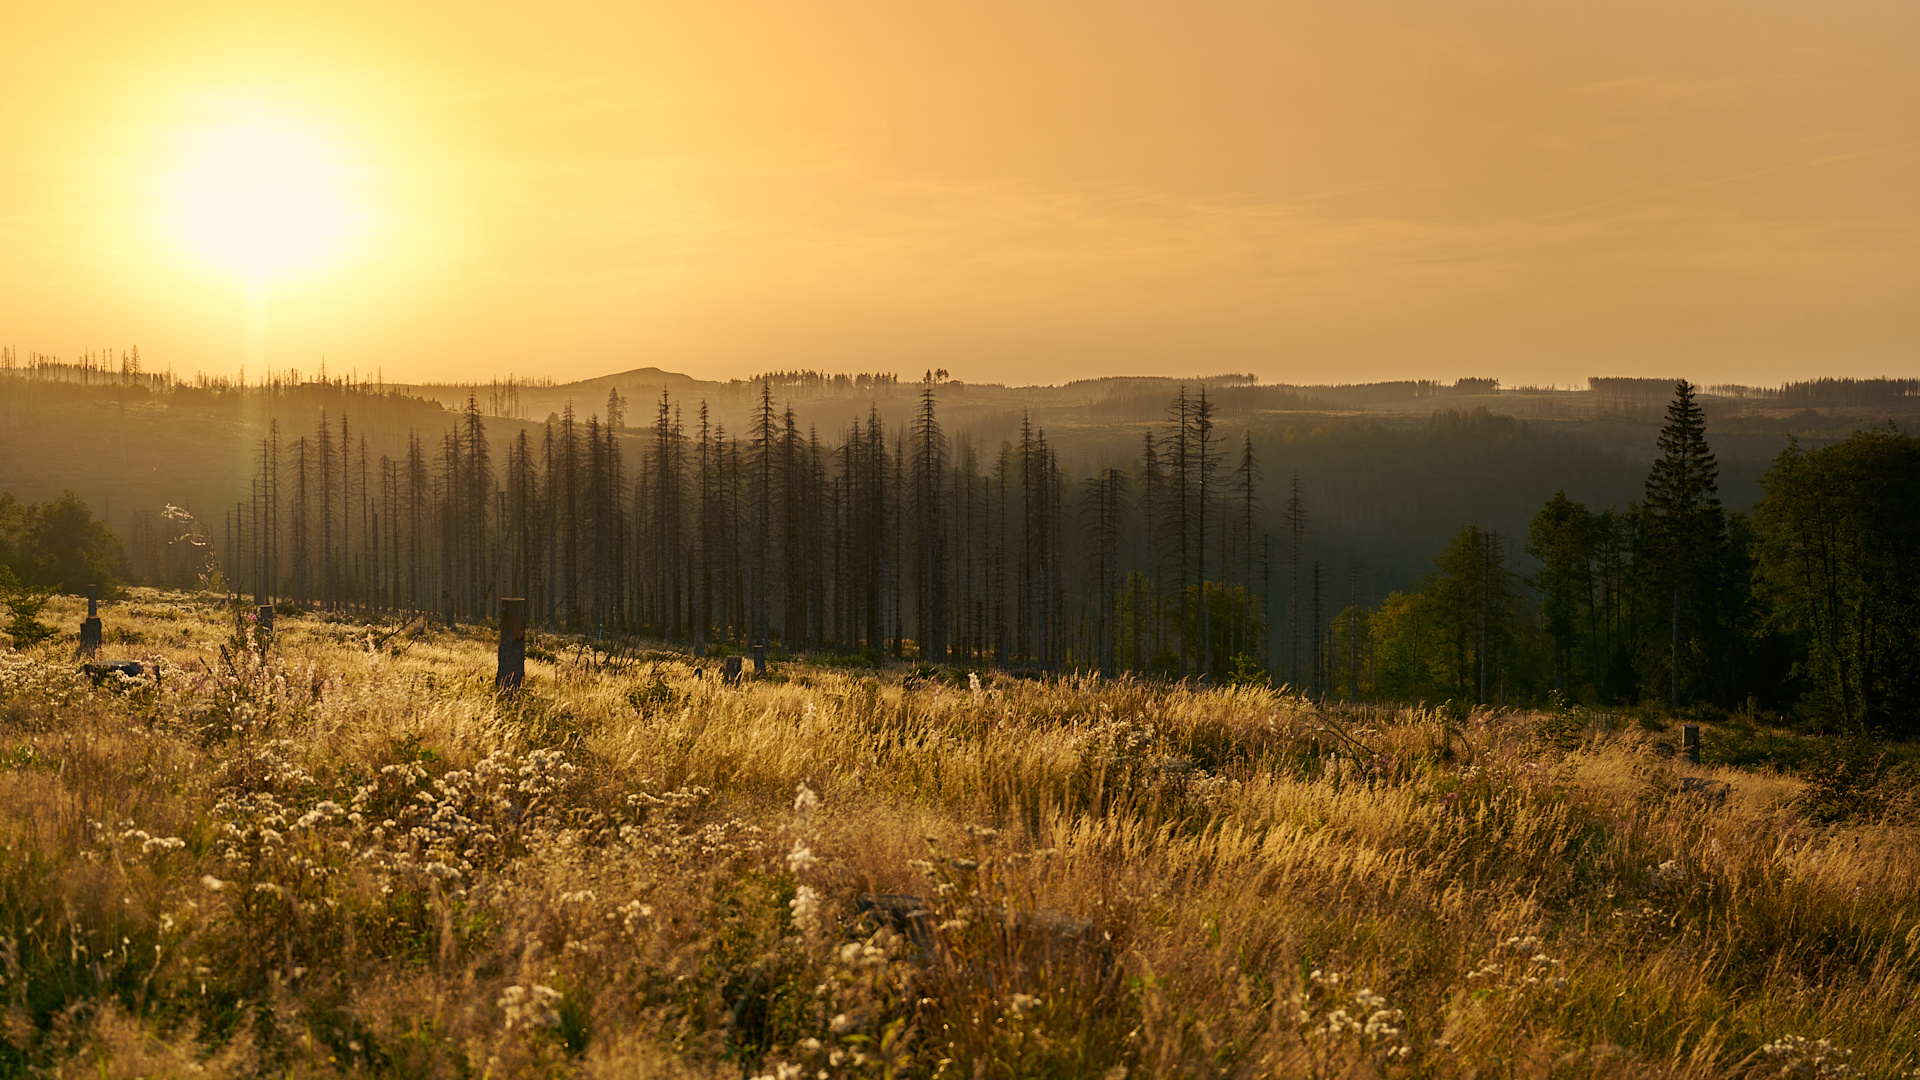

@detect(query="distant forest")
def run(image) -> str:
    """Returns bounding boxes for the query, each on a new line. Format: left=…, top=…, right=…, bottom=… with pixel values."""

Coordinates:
left=220, top=382, right=1270, bottom=681
left=2, top=351, right=1917, bottom=733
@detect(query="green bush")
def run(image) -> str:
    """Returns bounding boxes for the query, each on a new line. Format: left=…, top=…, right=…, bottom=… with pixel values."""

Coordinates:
left=0, top=566, right=56, bottom=649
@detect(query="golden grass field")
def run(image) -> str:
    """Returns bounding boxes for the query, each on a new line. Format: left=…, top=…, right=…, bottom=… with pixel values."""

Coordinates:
left=0, top=590, right=1914, bottom=1078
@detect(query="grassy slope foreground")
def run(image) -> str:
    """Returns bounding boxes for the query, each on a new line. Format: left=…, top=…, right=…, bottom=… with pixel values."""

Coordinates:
left=0, top=593, right=1914, bottom=1079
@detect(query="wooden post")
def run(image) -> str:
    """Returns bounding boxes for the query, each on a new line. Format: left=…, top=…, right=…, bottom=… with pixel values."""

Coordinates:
left=1682, top=724, right=1700, bottom=765
left=752, top=643, right=768, bottom=675
left=497, top=598, right=526, bottom=693
left=723, top=655, right=743, bottom=685
left=78, top=585, right=103, bottom=657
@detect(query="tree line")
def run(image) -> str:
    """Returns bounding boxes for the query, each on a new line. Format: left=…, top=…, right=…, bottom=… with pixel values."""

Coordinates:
left=208, top=375, right=1920, bottom=733
left=7, top=372, right=1915, bottom=735
left=221, top=378, right=1305, bottom=680
left=1330, top=382, right=1920, bottom=736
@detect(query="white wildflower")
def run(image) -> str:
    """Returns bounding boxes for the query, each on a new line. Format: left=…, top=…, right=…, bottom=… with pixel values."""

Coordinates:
left=1651, top=859, right=1687, bottom=890
left=1761, top=1034, right=1854, bottom=1079
left=497, top=984, right=564, bottom=1031
left=790, top=884, right=823, bottom=935
left=793, top=782, right=820, bottom=822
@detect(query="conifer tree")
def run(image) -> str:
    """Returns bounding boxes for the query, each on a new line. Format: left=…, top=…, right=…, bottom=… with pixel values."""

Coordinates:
left=1139, top=432, right=1164, bottom=669
left=406, top=432, right=430, bottom=614
left=910, top=377, right=948, bottom=661
left=1085, top=467, right=1129, bottom=676
left=460, top=394, right=492, bottom=618
left=1285, top=473, right=1307, bottom=687
left=744, top=382, right=775, bottom=645
left=1232, top=430, right=1263, bottom=665
left=257, top=421, right=280, bottom=602
left=1164, top=390, right=1192, bottom=670
left=1527, top=492, right=1598, bottom=696
left=1642, top=380, right=1728, bottom=706
left=291, top=436, right=312, bottom=606
left=1192, top=389, right=1218, bottom=675
left=317, top=411, right=335, bottom=606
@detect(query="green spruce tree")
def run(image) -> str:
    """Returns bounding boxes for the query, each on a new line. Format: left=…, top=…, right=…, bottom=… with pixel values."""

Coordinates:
left=1641, top=380, right=1730, bottom=707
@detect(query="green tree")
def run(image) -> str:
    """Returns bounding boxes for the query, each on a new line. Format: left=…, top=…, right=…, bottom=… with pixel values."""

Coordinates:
left=1754, top=427, right=1920, bottom=734
left=1366, top=527, right=1529, bottom=706
left=1640, top=381, right=1734, bottom=707
left=0, top=491, right=126, bottom=596
left=1527, top=492, right=1609, bottom=698
left=1369, top=589, right=1442, bottom=703
left=1180, top=581, right=1263, bottom=684
left=1427, top=525, right=1521, bottom=705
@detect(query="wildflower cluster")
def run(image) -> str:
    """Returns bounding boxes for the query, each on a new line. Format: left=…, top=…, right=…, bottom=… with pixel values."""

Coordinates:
left=211, top=791, right=347, bottom=893
left=1291, top=968, right=1412, bottom=1072
left=1465, top=935, right=1569, bottom=993
left=176, top=638, right=340, bottom=739
left=350, top=747, right=580, bottom=897
left=497, top=983, right=566, bottom=1033
left=203, top=740, right=345, bottom=909
left=605, top=784, right=769, bottom=871
left=788, top=782, right=824, bottom=937
left=0, top=650, right=78, bottom=712
left=1759, top=1035, right=1855, bottom=1079
left=1074, top=706, right=1163, bottom=774
left=91, top=821, right=187, bottom=860
left=218, top=737, right=321, bottom=792
left=1650, top=858, right=1689, bottom=891
left=771, top=933, right=919, bottom=1079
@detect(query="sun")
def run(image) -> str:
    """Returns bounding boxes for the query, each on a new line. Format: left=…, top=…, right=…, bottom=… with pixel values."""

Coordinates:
left=169, top=117, right=361, bottom=282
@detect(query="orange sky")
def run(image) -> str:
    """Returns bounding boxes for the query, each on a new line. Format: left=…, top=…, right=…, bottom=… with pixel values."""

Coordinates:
left=2, top=0, right=1914, bottom=387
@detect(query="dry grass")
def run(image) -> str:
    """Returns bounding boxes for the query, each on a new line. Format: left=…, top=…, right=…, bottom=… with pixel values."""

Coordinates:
left=0, top=590, right=1915, bottom=1078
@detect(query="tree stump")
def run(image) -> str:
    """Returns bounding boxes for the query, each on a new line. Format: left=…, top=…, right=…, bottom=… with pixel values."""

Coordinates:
left=78, top=585, right=102, bottom=657
left=497, top=598, right=526, bottom=693
left=752, top=643, right=768, bottom=675
left=723, top=655, right=743, bottom=685
left=1682, top=724, right=1700, bottom=765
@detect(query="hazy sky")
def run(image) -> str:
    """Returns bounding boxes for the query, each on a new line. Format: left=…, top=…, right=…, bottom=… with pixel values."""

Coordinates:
left=3, top=1, right=1914, bottom=387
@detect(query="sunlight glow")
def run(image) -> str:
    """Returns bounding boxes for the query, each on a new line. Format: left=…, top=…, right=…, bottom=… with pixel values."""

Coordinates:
left=169, top=118, right=360, bottom=281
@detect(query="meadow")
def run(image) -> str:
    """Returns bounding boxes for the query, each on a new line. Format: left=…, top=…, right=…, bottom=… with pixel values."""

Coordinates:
left=0, top=590, right=1914, bottom=1078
